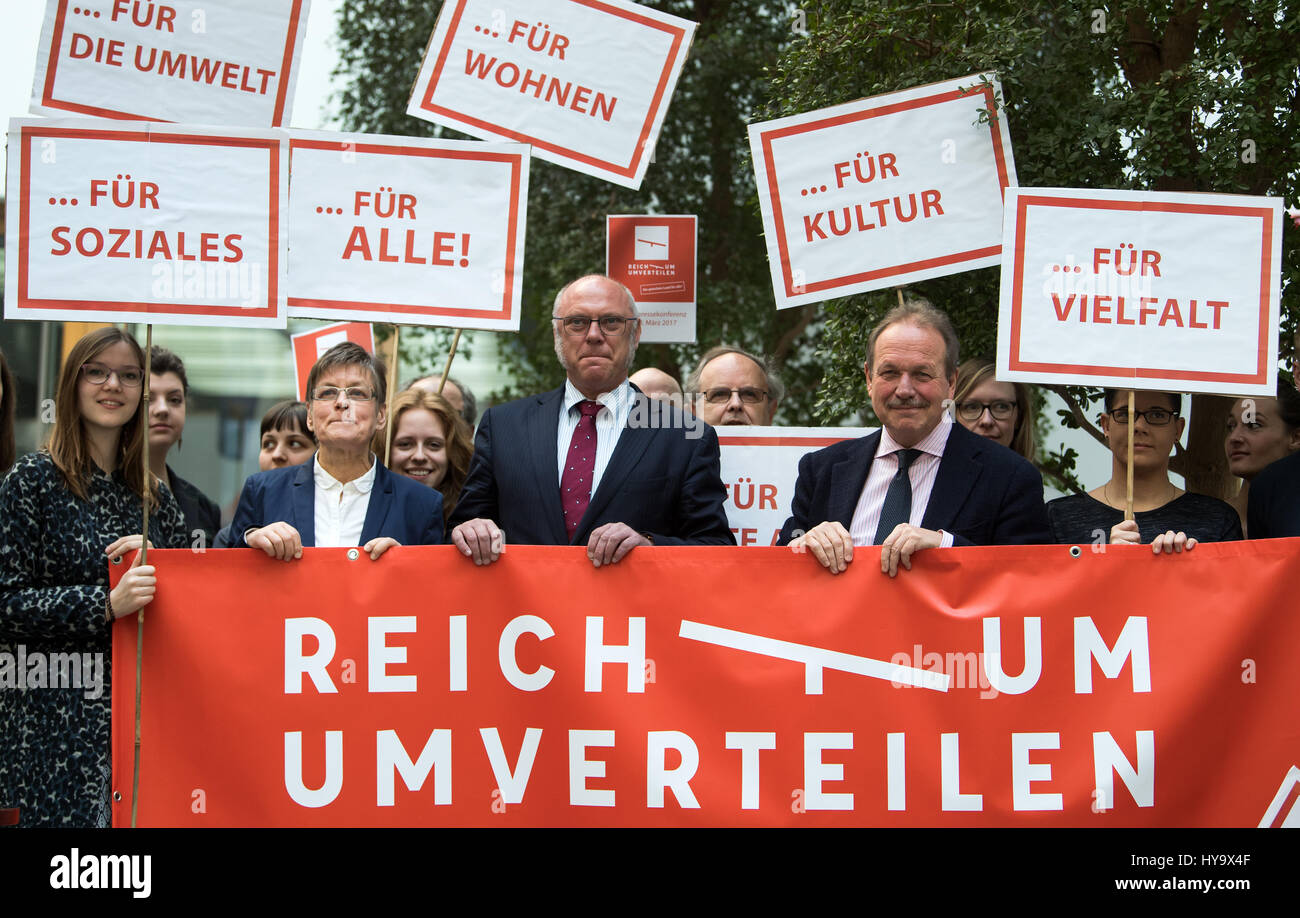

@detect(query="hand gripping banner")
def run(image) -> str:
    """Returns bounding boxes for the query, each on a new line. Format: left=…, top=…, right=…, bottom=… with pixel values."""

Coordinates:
left=111, top=542, right=1300, bottom=826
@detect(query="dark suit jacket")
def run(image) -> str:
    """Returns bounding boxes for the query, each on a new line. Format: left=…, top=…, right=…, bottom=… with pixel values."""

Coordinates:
left=228, top=457, right=443, bottom=548
left=777, top=421, right=1051, bottom=547
left=449, top=385, right=734, bottom=546
left=1247, top=450, right=1300, bottom=539
left=167, top=465, right=221, bottom=549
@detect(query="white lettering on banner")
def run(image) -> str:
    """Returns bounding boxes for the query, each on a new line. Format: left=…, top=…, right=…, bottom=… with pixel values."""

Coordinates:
left=369, top=617, right=418, bottom=692
left=679, top=619, right=950, bottom=693
left=284, top=618, right=338, bottom=694
left=887, top=733, right=906, bottom=810
left=981, top=616, right=1043, bottom=694
left=941, top=733, right=983, bottom=811
left=804, top=733, right=854, bottom=811
left=569, top=730, right=616, bottom=807
left=725, top=732, right=776, bottom=810
left=647, top=731, right=701, bottom=809
left=1093, top=730, right=1155, bottom=808
left=499, top=615, right=556, bottom=691
left=1074, top=617, right=1151, bottom=694
left=1012, top=733, right=1064, bottom=811
left=449, top=615, right=468, bottom=691
left=376, top=729, right=451, bottom=806
left=284, top=731, right=343, bottom=807
left=584, top=617, right=646, bottom=693
left=480, top=727, right=543, bottom=805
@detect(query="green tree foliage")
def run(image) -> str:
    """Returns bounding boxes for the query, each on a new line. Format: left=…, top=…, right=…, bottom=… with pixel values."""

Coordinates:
left=767, top=1, right=1299, bottom=495
left=334, top=0, right=826, bottom=420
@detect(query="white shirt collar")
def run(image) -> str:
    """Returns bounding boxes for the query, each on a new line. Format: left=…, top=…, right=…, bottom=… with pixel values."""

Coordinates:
left=312, top=453, right=378, bottom=494
left=877, top=410, right=953, bottom=459
left=562, top=378, right=630, bottom=415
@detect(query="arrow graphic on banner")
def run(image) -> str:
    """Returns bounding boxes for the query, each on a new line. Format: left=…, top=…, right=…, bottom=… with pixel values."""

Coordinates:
left=678, top=620, right=951, bottom=695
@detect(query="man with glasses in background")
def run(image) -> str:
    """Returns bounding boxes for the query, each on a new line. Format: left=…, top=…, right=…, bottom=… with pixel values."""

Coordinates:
left=450, top=274, right=734, bottom=567
left=228, top=342, right=444, bottom=559
left=687, top=346, right=783, bottom=427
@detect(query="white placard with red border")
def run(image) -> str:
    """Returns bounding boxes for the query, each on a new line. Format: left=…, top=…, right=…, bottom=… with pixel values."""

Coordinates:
left=606, top=214, right=696, bottom=342
left=997, top=187, right=1283, bottom=396
left=717, top=425, right=875, bottom=546
left=748, top=74, right=1017, bottom=309
left=290, top=322, right=375, bottom=401
left=30, top=0, right=309, bottom=127
left=286, top=130, right=529, bottom=331
left=406, top=0, right=695, bottom=189
left=4, top=117, right=287, bottom=328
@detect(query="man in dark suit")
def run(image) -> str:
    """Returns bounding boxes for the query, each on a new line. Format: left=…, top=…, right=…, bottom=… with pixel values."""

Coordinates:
left=449, top=274, right=734, bottom=566
left=778, top=301, right=1050, bottom=576
left=230, top=342, right=443, bottom=559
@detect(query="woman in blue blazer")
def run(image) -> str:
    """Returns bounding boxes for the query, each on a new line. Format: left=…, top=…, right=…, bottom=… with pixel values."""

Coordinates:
left=229, top=343, right=443, bottom=559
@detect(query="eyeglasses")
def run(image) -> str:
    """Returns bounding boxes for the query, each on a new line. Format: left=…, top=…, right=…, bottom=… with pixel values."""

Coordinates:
left=957, top=400, right=1016, bottom=421
left=312, top=387, right=375, bottom=402
left=553, top=315, right=639, bottom=336
left=81, top=363, right=143, bottom=387
left=702, top=387, right=769, bottom=405
left=1107, top=407, right=1178, bottom=426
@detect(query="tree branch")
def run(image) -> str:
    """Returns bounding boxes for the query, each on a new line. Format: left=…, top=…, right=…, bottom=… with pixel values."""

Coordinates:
left=1046, top=384, right=1106, bottom=446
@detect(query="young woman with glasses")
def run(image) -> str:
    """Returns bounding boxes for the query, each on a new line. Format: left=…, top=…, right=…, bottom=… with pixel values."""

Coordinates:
left=0, top=327, right=188, bottom=826
left=951, top=359, right=1036, bottom=461
left=1046, top=389, right=1241, bottom=551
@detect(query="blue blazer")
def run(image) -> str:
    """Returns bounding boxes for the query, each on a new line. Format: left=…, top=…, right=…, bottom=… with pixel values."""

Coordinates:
left=229, top=457, right=443, bottom=548
left=777, top=421, right=1051, bottom=547
left=449, top=386, right=734, bottom=546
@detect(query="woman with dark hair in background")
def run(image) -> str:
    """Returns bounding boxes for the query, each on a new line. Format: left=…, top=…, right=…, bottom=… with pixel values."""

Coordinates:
left=0, top=347, right=16, bottom=477
left=147, top=346, right=221, bottom=547
left=1047, top=389, right=1241, bottom=551
left=951, top=359, right=1037, bottom=462
left=0, top=327, right=186, bottom=826
left=1224, top=381, right=1300, bottom=536
left=212, top=399, right=317, bottom=548
left=379, top=388, right=473, bottom=520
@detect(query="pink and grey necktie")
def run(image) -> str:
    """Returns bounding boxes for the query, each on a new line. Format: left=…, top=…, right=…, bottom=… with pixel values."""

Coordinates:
left=561, top=400, right=602, bottom=540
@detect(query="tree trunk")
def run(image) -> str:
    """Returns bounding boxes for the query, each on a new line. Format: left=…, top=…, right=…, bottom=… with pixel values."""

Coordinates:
left=1176, top=394, right=1235, bottom=498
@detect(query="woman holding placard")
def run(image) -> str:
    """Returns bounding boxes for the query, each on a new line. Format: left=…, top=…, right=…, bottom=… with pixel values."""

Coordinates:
left=1224, top=382, right=1300, bottom=536
left=1046, top=389, right=1241, bottom=550
left=0, top=327, right=187, bottom=827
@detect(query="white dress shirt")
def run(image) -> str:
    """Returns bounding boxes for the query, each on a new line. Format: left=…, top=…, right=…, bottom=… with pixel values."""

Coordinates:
left=556, top=379, right=635, bottom=495
left=313, top=454, right=377, bottom=547
left=850, top=413, right=955, bottom=547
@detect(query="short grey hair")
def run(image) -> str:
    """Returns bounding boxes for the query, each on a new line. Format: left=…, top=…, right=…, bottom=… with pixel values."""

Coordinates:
left=686, top=345, right=785, bottom=404
left=866, top=300, right=960, bottom=378
left=552, top=274, right=640, bottom=371
left=400, top=374, right=477, bottom=425
left=306, top=341, right=386, bottom=405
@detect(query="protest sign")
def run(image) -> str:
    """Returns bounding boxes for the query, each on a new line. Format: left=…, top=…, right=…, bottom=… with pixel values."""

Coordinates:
left=748, top=74, right=1016, bottom=309
left=406, top=0, right=695, bottom=189
left=112, top=541, right=1300, bottom=826
left=290, top=322, right=375, bottom=400
left=31, top=0, right=309, bottom=127
left=3, top=117, right=287, bottom=327
left=997, top=187, right=1283, bottom=396
left=606, top=214, right=696, bottom=342
left=286, top=130, right=529, bottom=331
left=718, top=426, right=873, bottom=545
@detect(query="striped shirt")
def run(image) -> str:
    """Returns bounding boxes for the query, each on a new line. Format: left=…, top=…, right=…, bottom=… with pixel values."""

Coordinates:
left=556, top=379, right=635, bottom=495
left=849, top=412, right=956, bottom=547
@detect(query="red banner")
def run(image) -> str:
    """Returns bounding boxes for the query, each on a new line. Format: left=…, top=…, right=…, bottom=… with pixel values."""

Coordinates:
left=111, top=542, right=1300, bottom=827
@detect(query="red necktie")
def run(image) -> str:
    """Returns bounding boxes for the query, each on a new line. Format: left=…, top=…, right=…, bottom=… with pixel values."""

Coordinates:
left=561, top=400, right=602, bottom=540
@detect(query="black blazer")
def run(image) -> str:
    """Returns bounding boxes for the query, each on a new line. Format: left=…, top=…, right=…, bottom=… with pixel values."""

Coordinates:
left=450, top=385, right=734, bottom=546
left=777, top=421, right=1051, bottom=546
left=167, top=465, right=221, bottom=548
left=1247, top=450, right=1300, bottom=539
left=228, top=457, right=443, bottom=547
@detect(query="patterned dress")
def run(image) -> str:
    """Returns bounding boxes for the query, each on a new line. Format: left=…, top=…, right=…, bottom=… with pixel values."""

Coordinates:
left=0, top=451, right=186, bottom=827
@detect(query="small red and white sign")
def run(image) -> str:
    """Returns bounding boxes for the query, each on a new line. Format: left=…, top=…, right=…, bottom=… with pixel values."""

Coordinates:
left=406, top=0, right=695, bottom=189
left=286, top=130, right=529, bottom=331
left=997, top=187, right=1283, bottom=396
left=290, top=322, right=375, bottom=401
left=30, top=0, right=309, bottom=127
left=748, top=74, right=1017, bottom=309
left=606, top=214, right=696, bottom=342
left=717, top=426, right=874, bottom=546
left=3, top=117, right=287, bottom=328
